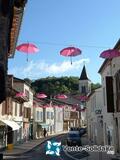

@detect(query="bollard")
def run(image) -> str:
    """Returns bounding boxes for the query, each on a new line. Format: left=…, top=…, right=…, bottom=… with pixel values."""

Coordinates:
left=0, top=153, right=3, bottom=160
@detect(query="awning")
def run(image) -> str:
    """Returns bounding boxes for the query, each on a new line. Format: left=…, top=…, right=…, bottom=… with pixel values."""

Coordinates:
left=0, top=120, right=21, bottom=131
left=38, top=123, right=50, bottom=129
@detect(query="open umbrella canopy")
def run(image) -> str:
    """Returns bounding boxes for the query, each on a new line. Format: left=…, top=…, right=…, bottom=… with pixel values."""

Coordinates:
left=36, top=93, right=47, bottom=99
left=16, top=43, right=39, bottom=61
left=60, top=47, right=82, bottom=64
left=54, top=94, right=68, bottom=99
left=16, top=43, right=39, bottom=53
left=100, top=49, right=120, bottom=59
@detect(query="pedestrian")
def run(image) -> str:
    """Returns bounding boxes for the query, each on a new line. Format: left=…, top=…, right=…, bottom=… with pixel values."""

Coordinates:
left=43, top=128, right=47, bottom=137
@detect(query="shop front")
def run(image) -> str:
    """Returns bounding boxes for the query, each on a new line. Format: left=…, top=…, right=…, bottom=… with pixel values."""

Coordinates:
left=0, top=119, right=20, bottom=149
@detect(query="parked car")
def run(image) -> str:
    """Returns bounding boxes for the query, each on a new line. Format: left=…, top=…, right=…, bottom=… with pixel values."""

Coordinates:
left=69, top=127, right=79, bottom=131
left=79, top=127, right=87, bottom=136
left=67, top=131, right=82, bottom=146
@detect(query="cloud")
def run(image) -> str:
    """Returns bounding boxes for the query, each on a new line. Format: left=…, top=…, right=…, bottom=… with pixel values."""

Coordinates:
left=8, top=58, right=90, bottom=79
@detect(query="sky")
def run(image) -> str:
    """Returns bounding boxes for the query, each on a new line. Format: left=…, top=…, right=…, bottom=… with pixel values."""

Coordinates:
left=8, top=0, right=120, bottom=83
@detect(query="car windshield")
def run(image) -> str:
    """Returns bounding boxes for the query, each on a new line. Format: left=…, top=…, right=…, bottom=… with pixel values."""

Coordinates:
left=68, top=133, right=80, bottom=138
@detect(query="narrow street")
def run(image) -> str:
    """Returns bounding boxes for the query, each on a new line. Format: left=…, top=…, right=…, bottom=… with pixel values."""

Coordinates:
left=4, top=134, right=89, bottom=160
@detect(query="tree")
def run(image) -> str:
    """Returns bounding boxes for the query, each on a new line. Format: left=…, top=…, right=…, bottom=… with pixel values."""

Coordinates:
left=31, top=76, right=79, bottom=97
left=91, top=83, right=101, bottom=91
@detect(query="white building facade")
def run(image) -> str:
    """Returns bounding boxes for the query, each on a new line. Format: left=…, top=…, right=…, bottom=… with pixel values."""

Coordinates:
left=87, top=88, right=104, bottom=145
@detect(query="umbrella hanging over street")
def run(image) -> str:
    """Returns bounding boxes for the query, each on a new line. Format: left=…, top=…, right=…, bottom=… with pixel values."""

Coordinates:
left=54, top=94, right=68, bottom=99
left=100, top=49, right=120, bottom=59
left=16, top=43, right=39, bottom=61
left=60, top=46, right=82, bottom=64
left=36, top=93, right=47, bottom=99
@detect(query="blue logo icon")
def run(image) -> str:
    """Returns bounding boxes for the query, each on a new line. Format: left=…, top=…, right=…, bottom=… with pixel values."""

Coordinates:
left=46, top=140, right=61, bottom=156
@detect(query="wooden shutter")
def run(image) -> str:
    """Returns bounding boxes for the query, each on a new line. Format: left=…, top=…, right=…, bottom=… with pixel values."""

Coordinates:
left=19, top=104, right=23, bottom=116
left=2, top=101, right=5, bottom=115
left=105, top=76, right=114, bottom=112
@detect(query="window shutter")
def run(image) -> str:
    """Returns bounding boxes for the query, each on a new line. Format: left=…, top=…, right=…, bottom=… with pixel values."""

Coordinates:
left=105, top=76, right=114, bottom=112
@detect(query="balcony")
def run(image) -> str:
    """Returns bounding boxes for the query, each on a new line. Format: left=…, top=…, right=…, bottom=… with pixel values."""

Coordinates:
left=70, top=111, right=78, bottom=119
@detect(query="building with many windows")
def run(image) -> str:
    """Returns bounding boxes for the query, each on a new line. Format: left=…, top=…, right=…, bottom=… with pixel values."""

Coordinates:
left=13, top=77, right=34, bottom=142
left=33, top=98, right=44, bottom=139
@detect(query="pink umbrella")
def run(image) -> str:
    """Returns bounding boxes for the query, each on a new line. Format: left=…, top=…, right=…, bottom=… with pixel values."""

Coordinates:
left=100, top=49, right=120, bottom=59
left=16, top=92, right=26, bottom=97
left=60, top=47, right=82, bottom=64
left=54, top=94, right=68, bottom=99
left=16, top=43, right=39, bottom=61
left=36, top=93, right=47, bottom=99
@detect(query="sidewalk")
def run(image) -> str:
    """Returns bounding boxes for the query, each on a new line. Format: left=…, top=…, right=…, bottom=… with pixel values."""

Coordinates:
left=2, top=131, right=67, bottom=156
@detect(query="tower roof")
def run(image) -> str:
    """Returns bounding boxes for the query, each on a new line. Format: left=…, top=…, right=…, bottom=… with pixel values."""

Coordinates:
left=79, top=65, right=89, bottom=80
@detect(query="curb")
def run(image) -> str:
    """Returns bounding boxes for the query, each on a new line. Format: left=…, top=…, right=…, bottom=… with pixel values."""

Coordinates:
left=3, top=133, right=66, bottom=156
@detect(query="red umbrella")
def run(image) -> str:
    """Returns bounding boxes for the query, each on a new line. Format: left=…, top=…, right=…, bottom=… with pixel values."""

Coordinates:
left=36, top=93, right=47, bottom=99
left=60, top=47, right=82, bottom=64
left=54, top=94, right=68, bottom=99
left=100, top=49, right=120, bottom=59
left=16, top=43, right=39, bottom=61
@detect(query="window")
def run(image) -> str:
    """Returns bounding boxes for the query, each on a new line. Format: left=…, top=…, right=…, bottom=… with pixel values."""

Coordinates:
left=106, top=76, right=114, bottom=112
left=47, top=111, right=50, bottom=119
left=25, top=89, right=29, bottom=100
left=24, top=107, right=31, bottom=118
left=19, top=104, right=23, bottom=116
left=37, top=111, right=39, bottom=120
left=81, top=86, right=86, bottom=94
left=39, top=112, right=43, bottom=121
left=40, top=112, right=43, bottom=121
left=51, top=112, right=54, bottom=119
left=2, top=101, right=6, bottom=115
left=15, top=103, right=17, bottom=116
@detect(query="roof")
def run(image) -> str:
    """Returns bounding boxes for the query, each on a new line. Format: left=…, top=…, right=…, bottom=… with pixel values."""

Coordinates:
left=13, top=77, right=31, bottom=87
left=53, top=95, right=81, bottom=106
left=8, top=0, right=27, bottom=58
left=98, top=38, right=120, bottom=73
left=13, top=77, right=35, bottom=94
left=79, top=65, right=89, bottom=80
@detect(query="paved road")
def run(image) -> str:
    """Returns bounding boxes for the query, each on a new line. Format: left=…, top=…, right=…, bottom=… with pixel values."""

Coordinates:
left=4, top=134, right=89, bottom=160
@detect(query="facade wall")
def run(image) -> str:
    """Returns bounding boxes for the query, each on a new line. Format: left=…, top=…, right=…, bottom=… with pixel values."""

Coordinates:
left=33, top=105, right=43, bottom=139
left=44, top=107, right=54, bottom=134
left=111, top=56, right=120, bottom=152
left=54, top=107, right=63, bottom=133
left=86, top=88, right=104, bottom=145
left=13, top=81, right=34, bottom=142
left=100, top=62, right=114, bottom=146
